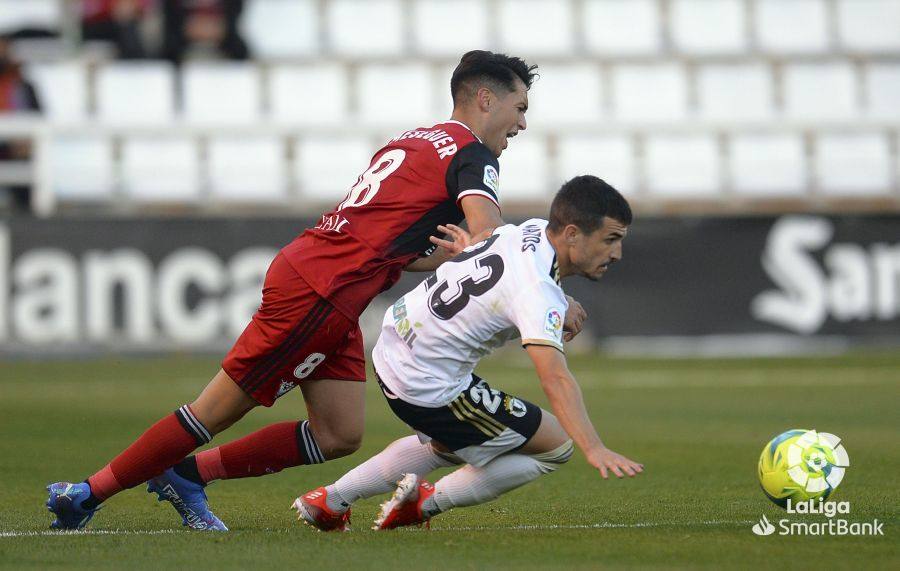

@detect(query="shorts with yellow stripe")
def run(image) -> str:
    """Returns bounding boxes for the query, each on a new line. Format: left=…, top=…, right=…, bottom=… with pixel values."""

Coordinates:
left=377, top=371, right=542, bottom=468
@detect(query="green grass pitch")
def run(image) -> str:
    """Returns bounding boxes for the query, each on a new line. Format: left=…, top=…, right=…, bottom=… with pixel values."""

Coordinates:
left=1, top=352, right=897, bottom=569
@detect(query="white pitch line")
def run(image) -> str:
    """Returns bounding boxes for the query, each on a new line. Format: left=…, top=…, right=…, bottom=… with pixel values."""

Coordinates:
left=433, top=520, right=753, bottom=531
left=0, top=529, right=183, bottom=538
left=1, top=520, right=755, bottom=537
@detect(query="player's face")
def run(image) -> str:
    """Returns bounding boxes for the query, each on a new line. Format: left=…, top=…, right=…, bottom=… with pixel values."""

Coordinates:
left=485, top=78, right=528, bottom=157
left=569, top=217, right=628, bottom=282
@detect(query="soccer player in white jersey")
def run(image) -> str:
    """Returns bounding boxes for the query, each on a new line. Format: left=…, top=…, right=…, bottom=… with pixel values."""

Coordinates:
left=294, top=175, right=643, bottom=531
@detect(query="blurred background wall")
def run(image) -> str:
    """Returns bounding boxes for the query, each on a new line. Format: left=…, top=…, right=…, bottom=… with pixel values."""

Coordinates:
left=0, top=0, right=898, bottom=356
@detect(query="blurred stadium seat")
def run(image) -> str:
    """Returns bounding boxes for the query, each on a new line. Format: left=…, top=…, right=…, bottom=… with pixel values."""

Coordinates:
left=755, top=0, right=829, bottom=54
left=357, top=63, right=434, bottom=125
left=497, top=0, right=574, bottom=56
left=182, top=63, right=261, bottom=125
left=96, top=63, right=176, bottom=126
left=837, top=0, right=900, bottom=52
left=670, top=0, right=746, bottom=55
left=645, top=135, right=720, bottom=196
left=583, top=0, right=661, bottom=55
left=493, top=137, right=549, bottom=200
left=815, top=133, right=892, bottom=195
left=268, top=63, right=349, bottom=125
left=412, top=0, right=489, bottom=56
left=49, top=135, right=115, bottom=199
left=327, top=0, right=403, bottom=57
left=611, top=63, right=687, bottom=122
left=242, top=0, right=318, bottom=58
left=208, top=136, right=286, bottom=201
left=121, top=137, right=200, bottom=201
left=0, top=0, right=61, bottom=34
left=782, top=62, right=857, bottom=121
left=730, top=134, right=806, bottom=196
left=528, top=63, right=603, bottom=125
left=696, top=63, right=773, bottom=122
left=866, top=64, right=900, bottom=119
left=556, top=135, right=635, bottom=194
left=294, top=136, right=374, bottom=201
left=24, top=61, right=88, bottom=122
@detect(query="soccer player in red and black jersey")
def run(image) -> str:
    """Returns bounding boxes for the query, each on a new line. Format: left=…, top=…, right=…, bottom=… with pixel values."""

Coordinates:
left=47, top=51, right=589, bottom=531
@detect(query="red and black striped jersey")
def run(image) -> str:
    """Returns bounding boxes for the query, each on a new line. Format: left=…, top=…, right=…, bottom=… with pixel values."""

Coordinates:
left=282, top=120, right=501, bottom=319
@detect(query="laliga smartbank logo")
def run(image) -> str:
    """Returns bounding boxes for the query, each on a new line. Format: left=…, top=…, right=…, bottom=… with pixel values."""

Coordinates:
left=753, top=429, right=884, bottom=537
left=752, top=498, right=884, bottom=537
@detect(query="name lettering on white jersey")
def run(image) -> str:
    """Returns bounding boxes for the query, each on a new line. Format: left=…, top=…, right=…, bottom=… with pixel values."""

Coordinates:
left=521, top=223, right=542, bottom=252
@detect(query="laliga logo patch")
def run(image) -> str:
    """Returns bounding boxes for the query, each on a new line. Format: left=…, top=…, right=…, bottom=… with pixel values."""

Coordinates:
left=544, top=309, right=563, bottom=340
left=483, top=165, right=499, bottom=195
left=276, top=380, right=297, bottom=398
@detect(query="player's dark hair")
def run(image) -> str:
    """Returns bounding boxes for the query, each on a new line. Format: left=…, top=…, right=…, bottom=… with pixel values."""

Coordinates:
left=451, top=50, right=538, bottom=105
left=548, top=175, right=632, bottom=234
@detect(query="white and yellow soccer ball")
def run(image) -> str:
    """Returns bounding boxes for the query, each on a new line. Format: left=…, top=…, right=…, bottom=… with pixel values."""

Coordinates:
left=757, top=429, right=850, bottom=508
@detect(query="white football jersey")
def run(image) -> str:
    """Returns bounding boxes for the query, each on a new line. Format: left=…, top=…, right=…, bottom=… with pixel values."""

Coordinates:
left=373, top=219, right=568, bottom=407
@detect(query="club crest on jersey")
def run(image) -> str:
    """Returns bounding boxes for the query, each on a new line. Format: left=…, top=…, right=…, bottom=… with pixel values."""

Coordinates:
left=483, top=165, right=499, bottom=195
left=544, top=309, right=563, bottom=340
left=276, top=380, right=297, bottom=398
left=504, top=395, right=528, bottom=418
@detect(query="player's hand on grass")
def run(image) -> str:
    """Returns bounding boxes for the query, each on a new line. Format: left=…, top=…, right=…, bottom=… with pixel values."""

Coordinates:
left=586, top=447, right=644, bottom=479
left=429, top=224, right=473, bottom=256
left=563, top=295, right=587, bottom=342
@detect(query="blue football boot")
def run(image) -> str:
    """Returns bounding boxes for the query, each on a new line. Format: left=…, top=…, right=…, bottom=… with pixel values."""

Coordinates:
left=147, top=468, right=228, bottom=531
left=46, top=482, right=99, bottom=530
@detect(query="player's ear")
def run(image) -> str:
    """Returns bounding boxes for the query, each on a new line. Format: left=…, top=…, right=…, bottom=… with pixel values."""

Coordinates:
left=565, top=224, right=579, bottom=245
left=476, top=87, right=493, bottom=112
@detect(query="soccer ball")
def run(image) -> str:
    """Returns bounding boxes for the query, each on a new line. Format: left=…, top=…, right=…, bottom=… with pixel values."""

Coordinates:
left=757, top=429, right=850, bottom=509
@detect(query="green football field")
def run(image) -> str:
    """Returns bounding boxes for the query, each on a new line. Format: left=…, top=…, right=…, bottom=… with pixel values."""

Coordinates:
left=1, top=352, right=897, bottom=569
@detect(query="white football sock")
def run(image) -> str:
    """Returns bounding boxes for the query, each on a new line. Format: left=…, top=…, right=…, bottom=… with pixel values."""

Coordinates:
left=423, top=454, right=547, bottom=517
left=325, top=435, right=455, bottom=512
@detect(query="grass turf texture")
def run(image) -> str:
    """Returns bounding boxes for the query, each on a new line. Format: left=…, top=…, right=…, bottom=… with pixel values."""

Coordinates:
left=1, top=352, right=897, bottom=569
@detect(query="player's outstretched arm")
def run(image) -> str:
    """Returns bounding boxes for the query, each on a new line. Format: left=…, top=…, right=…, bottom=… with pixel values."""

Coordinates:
left=525, top=344, right=644, bottom=479
left=406, top=195, right=503, bottom=272
left=405, top=224, right=473, bottom=272
left=459, top=194, right=503, bottom=238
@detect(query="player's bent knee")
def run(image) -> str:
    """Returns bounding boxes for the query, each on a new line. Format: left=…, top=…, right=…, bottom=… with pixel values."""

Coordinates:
left=315, top=428, right=363, bottom=460
left=529, top=439, right=574, bottom=474
left=190, top=370, right=258, bottom=436
left=429, top=443, right=464, bottom=465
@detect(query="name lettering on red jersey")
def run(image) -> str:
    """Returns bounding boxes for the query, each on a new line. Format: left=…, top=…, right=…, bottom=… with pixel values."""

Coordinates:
left=315, top=213, right=350, bottom=233
left=391, top=128, right=458, bottom=160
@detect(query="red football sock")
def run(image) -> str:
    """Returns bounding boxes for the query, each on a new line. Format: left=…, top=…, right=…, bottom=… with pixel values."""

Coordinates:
left=195, top=420, right=323, bottom=483
left=87, top=405, right=211, bottom=501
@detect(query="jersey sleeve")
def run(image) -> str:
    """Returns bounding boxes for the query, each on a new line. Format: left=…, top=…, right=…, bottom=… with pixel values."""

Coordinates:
left=509, top=280, right=569, bottom=353
left=445, top=141, right=501, bottom=209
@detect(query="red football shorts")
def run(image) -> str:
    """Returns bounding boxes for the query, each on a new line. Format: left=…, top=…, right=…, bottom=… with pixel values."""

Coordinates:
left=222, top=252, right=366, bottom=407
